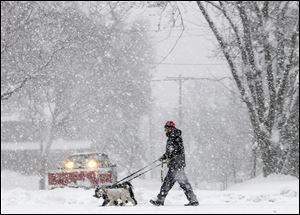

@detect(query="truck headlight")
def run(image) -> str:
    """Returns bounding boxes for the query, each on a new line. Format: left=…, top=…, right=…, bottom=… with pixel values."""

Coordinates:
left=64, top=161, right=75, bottom=169
left=87, top=159, right=99, bottom=169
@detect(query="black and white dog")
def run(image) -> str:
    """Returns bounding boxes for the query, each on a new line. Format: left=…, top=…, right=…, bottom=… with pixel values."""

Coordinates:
left=93, top=181, right=137, bottom=206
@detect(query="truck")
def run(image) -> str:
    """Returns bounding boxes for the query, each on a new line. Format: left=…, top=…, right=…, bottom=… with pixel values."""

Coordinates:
left=47, top=152, right=117, bottom=189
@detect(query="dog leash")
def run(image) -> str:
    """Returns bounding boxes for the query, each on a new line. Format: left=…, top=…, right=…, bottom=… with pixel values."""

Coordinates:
left=127, top=162, right=163, bottom=183
left=111, top=159, right=161, bottom=186
left=111, top=156, right=176, bottom=186
left=127, top=159, right=170, bottom=183
left=161, top=162, right=164, bottom=183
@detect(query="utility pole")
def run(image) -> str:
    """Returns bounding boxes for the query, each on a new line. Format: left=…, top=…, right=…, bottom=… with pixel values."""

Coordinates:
left=148, top=112, right=154, bottom=179
left=150, top=75, right=232, bottom=178
left=152, top=75, right=232, bottom=127
left=179, top=75, right=183, bottom=126
left=152, top=75, right=185, bottom=126
left=162, top=75, right=184, bottom=126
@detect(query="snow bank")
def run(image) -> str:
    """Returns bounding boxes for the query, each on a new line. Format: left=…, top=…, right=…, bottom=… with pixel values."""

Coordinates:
left=1, top=172, right=299, bottom=214
left=1, top=170, right=39, bottom=190
left=228, top=174, right=299, bottom=194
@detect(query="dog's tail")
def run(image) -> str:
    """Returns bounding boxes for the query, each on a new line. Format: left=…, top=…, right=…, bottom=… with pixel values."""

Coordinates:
left=122, top=181, right=133, bottom=189
left=123, top=181, right=137, bottom=205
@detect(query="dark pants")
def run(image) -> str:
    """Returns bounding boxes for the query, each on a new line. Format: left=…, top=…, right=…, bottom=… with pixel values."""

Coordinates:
left=158, top=168, right=198, bottom=202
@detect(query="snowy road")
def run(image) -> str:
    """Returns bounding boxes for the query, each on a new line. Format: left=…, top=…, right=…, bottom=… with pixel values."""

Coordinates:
left=1, top=172, right=299, bottom=214
left=2, top=187, right=298, bottom=214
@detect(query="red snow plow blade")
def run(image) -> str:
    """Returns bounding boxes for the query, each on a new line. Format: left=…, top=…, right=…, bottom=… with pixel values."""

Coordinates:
left=47, top=152, right=117, bottom=189
left=48, top=170, right=112, bottom=188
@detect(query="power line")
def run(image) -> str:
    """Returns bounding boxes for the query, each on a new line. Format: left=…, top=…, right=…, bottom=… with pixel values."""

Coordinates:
left=112, top=26, right=204, bottom=34
left=146, top=62, right=227, bottom=66
left=151, top=75, right=232, bottom=126
left=151, top=76, right=231, bottom=82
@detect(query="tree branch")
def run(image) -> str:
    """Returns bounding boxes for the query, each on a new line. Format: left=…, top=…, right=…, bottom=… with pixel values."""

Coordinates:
left=236, top=1, right=266, bottom=124
left=151, top=3, right=185, bottom=68
left=197, top=1, right=260, bottom=131
left=276, top=15, right=299, bottom=116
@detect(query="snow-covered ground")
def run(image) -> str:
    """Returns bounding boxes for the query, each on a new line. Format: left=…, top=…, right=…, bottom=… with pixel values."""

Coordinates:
left=1, top=171, right=299, bottom=214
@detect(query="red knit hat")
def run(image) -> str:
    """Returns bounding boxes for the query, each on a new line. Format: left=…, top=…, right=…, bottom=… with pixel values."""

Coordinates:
left=164, top=121, right=175, bottom=128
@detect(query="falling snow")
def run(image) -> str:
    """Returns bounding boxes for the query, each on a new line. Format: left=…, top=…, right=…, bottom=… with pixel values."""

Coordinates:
left=1, top=1, right=298, bottom=214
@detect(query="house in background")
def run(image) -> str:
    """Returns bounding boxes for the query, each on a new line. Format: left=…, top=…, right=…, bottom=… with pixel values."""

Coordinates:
left=1, top=111, right=92, bottom=175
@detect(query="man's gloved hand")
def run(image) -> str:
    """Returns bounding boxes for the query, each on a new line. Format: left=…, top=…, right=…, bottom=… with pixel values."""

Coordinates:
left=159, top=155, right=166, bottom=162
left=159, top=155, right=170, bottom=164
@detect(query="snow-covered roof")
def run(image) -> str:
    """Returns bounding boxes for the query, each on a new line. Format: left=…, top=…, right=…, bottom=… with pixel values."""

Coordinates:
left=69, top=152, right=108, bottom=157
left=1, top=139, right=92, bottom=151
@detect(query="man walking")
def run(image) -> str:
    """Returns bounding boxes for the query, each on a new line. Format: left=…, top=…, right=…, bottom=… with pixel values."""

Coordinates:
left=150, top=121, right=199, bottom=206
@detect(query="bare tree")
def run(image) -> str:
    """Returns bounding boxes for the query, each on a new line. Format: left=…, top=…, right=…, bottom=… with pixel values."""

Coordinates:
left=6, top=2, right=154, bottom=189
left=196, top=1, right=299, bottom=176
left=1, top=2, right=69, bottom=101
left=18, top=4, right=99, bottom=189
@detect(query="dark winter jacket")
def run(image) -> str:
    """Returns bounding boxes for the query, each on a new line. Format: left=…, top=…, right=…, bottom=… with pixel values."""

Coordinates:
left=161, top=127, right=186, bottom=170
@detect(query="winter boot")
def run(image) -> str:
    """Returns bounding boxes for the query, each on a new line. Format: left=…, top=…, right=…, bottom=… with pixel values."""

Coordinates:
left=184, top=201, right=199, bottom=206
left=150, top=197, right=165, bottom=206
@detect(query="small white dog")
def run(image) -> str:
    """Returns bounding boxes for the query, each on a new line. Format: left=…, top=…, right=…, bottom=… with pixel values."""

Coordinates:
left=98, top=188, right=136, bottom=206
left=93, top=181, right=137, bottom=206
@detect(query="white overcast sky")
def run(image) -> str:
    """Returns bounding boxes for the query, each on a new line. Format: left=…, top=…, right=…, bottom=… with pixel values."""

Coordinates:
left=137, top=2, right=231, bottom=110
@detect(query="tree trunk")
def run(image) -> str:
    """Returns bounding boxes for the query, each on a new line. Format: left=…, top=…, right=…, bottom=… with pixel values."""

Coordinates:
left=222, top=173, right=228, bottom=190
left=256, top=130, right=279, bottom=176
left=38, top=128, right=54, bottom=190
left=39, top=156, right=48, bottom=190
left=280, top=91, right=299, bottom=178
left=232, top=162, right=237, bottom=184
left=251, top=148, right=257, bottom=178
